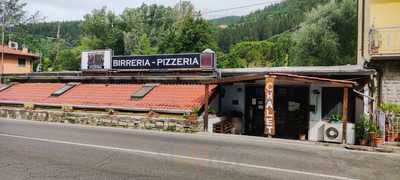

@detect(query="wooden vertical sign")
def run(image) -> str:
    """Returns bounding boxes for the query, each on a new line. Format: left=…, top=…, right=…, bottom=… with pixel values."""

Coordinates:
left=342, top=87, right=349, bottom=143
left=264, top=76, right=275, bottom=136
left=204, top=84, right=210, bottom=132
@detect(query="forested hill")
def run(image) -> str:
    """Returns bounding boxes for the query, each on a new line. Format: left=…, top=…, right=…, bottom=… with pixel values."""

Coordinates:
left=24, top=21, right=81, bottom=46
left=215, top=0, right=330, bottom=51
left=208, top=16, right=240, bottom=26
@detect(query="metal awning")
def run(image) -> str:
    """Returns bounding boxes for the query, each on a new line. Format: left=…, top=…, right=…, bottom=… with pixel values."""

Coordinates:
left=205, top=73, right=356, bottom=88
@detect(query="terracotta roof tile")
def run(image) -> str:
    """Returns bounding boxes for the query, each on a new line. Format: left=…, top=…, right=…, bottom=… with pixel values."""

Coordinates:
left=0, top=45, right=39, bottom=57
left=0, top=83, right=64, bottom=102
left=0, top=83, right=215, bottom=112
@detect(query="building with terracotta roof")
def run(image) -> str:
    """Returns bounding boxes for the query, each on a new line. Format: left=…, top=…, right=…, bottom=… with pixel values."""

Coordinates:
left=0, top=49, right=379, bottom=145
left=0, top=44, right=39, bottom=74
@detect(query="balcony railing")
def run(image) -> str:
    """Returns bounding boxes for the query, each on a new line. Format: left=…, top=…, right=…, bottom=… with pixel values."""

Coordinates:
left=370, top=26, right=400, bottom=57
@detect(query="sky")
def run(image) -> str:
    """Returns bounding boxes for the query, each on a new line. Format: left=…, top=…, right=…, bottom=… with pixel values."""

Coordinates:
left=25, top=0, right=282, bottom=22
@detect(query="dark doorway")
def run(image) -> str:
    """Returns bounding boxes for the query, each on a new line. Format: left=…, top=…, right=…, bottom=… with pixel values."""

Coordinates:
left=245, top=85, right=265, bottom=136
left=275, top=86, right=310, bottom=140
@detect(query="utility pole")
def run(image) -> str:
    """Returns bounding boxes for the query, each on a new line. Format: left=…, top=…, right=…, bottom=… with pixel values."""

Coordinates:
left=53, top=22, right=60, bottom=69
left=178, top=0, right=182, bottom=21
left=1, top=4, right=5, bottom=83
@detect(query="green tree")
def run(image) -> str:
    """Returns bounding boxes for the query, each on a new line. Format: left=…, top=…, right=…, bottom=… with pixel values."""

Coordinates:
left=218, top=40, right=274, bottom=68
left=269, top=32, right=294, bottom=67
left=158, top=17, right=215, bottom=54
left=174, top=16, right=217, bottom=53
left=292, top=19, right=339, bottom=66
left=2, top=0, right=42, bottom=43
left=291, top=0, right=357, bottom=66
left=132, top=34, right=158, bottom=55
left=0, top=0, right=26, bottom=27
left=121, top=4, right=176, bottom=54
left=58, top=47, right=82, bottom=71
left=80, top=7, right=124, bottom=54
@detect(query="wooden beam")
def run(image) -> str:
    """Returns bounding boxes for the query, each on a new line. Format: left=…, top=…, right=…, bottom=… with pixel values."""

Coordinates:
left=273, top=74, right=354, bottom=88
left=205, top=72, right=355, bottom=88
left=204, top=84, right=210, bottom=132
left=264, top=75, right=276, bottom=137
left=205, top=74, right=265, bottom=84
left=270, top=73, right=355, bottom=85
left=342, top=87, right=349, bottom=144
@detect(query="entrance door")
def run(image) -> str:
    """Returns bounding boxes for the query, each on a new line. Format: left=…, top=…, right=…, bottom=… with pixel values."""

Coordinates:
left=245, top=85, right=265, bottom=136
left=275, top=86, right=309, bottom=139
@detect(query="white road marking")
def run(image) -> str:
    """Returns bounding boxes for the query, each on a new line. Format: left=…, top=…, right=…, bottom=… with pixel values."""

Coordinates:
left=0, top=133, right=357, bottom=180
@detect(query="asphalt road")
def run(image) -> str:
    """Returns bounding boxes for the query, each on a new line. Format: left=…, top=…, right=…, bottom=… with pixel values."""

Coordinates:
left=0, top=119, right=399, bottom=180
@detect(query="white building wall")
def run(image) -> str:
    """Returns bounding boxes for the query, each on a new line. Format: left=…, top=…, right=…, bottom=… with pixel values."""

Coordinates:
left=220, top=84, right=246, bottom=115
left=308, top=86, right=355, bottom=144
left=308, top=86, right=324, bottom=141
left=220, top=84, right=246, bottom=133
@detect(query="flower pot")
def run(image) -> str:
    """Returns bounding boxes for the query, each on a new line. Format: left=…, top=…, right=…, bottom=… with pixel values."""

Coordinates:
left=387, top=134, right=397, bottom=142
left=359, top=139, right=368, bottom=146
left=187, top=115, right=198, bottom=122
left=373, top=137, right=384, bottom=146
left=299, top=134, right=306, bottom=141
left=371, top=47, right=380, bottom=54
left=369, top=132, right=376, bottom=141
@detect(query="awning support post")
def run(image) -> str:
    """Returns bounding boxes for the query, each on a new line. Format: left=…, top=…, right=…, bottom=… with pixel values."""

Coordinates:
left=204, top=84, right=209, bottom=132
left=264, top=75, right=276, bottom=137
left=342, top=87, right=349, bottom=144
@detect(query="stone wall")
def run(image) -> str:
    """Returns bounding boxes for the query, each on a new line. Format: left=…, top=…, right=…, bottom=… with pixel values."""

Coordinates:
left=381, top=61, right=400, bottom=103
left=0, top=107, right=202, bottom=133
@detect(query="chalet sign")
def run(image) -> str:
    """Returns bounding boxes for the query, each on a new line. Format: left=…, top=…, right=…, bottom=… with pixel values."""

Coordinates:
left=264, top=76, right=275, bottom=136
left=112, top=53, right=215, bottom=70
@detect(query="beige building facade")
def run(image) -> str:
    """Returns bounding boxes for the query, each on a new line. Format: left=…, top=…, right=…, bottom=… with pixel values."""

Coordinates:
left=0, top=45, right=38, bottom=74
left=358, top=0, right=400, bottom=104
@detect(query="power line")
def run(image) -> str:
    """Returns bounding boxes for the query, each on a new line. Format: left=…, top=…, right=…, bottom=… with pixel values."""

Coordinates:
left=203, top=0, right=282, bottom=15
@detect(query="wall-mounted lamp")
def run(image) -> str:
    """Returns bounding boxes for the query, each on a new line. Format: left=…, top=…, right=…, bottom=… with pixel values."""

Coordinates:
left=312, top=89, right=321, bottom=95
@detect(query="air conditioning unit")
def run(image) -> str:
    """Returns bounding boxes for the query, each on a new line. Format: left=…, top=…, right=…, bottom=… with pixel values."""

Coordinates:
left=324, top=123, right=343, bottom=143
left=8, top=41, right=18, bottom=49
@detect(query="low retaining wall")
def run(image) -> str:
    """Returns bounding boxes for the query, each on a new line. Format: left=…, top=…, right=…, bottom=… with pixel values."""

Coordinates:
left=0, top=107, right=202, bottom=133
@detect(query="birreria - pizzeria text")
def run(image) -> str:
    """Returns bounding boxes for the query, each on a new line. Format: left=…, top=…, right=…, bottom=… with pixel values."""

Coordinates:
left=113, top=57, right=199, bottom=67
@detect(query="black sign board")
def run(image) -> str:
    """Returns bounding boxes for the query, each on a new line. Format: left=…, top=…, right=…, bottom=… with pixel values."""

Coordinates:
left=112, top=53, right=214, bottom=70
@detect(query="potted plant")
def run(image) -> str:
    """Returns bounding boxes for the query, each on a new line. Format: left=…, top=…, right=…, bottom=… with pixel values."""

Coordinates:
left=62, top=104, right=73, bottom=112
left=208, top=107, right=217, bottom=115
left=373, top=130, right=384, bottom=146
left=369, top=122, right=384, bottom=146
left=380, top=103, right=400, bottom=142
left=387, top=132, right=397, bottom=142
left=24, top=103, right=34, bottom=110
left=186, top=106, right=200, bottom=122
left=355, top=115, right=370, bottom=146
left=299, top=133, right=307, bottom=141
left=329, top=114, right=342, bottom=123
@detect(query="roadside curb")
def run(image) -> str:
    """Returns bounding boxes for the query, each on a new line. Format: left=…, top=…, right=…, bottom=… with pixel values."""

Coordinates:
left=198, top=132, right=400, bottom=155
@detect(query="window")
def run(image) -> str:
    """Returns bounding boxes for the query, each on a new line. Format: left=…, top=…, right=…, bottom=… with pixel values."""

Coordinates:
left=51, top=83, right=78, bottom=97
left=18, top=58, right=26, bottom=67
left=322, top=87, right=355, bottom=122
left=131, top=84, right=158, bottom=100
left=322, top=87, right=343, bottom=120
